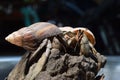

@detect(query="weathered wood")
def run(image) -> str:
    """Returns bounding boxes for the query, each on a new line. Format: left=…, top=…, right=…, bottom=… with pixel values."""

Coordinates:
left=6, top=34, right=106, bottom=80
left=7, top=52, right=29, bottom=80
left=25, top=40, right=52, bottom=80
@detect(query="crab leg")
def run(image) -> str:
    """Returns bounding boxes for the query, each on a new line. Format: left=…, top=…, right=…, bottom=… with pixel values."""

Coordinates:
left=74, top=30, right=84, bottom=53
left=56, top=35, right=69, bottom=53
left=80, top=34, right=98, bottom=62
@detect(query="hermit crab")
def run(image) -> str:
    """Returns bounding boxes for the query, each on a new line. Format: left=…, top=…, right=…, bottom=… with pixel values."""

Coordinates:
left=5, top=22, right=67, bottom=51
left=5, top=22, right=104, bottom=79
left=59, top=27, right=96, bottom=52
left=5, top=22, right=70, bottom=75
left=59, top=26, right=98, bottom=62
left=59, top=27, right=95, bottom=46
left=5, top=22, right=96, bottom=57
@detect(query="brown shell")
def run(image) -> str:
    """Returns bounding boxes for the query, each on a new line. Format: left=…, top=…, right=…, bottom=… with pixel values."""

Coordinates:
left=72, top=27, right=96, bottom=46
left=59, top=27, right=96, bottom=46
left=5, top=22, right=62, bottom=51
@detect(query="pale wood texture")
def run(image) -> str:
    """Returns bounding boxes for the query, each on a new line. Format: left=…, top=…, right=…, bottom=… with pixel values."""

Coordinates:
left=6, top=34, right=106, bottom=80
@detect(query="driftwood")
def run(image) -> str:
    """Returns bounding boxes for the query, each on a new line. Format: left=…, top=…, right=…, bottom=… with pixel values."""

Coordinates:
left=6, top=34, right=106, bottom=80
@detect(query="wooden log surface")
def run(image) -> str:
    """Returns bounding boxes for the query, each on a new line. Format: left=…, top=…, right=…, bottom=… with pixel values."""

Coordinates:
left=6, top=36, right=106, bottom=80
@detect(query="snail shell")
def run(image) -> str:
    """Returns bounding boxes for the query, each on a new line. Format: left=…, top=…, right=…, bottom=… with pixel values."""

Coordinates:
left=5, top=22, right=62, bottom=51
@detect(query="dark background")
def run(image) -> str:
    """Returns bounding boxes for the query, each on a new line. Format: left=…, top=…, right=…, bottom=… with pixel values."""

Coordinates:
left=0, top=1, right=120, bottom=80
left=0, top=0, right=120, bottom=55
